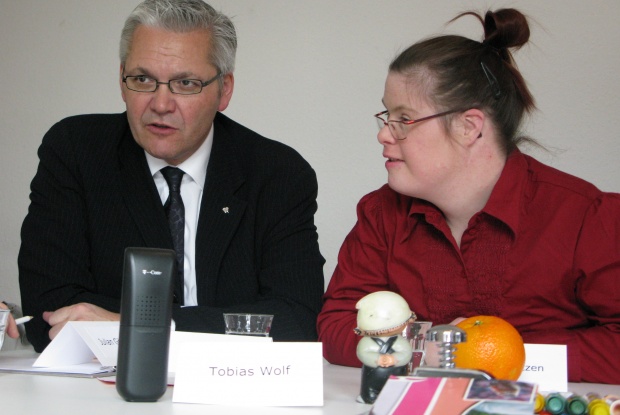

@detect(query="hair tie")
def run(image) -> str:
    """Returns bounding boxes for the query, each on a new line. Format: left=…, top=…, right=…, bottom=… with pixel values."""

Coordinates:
left=482, top=41, right=501, bottom=55
left=482, top=41, right=513, bottom=65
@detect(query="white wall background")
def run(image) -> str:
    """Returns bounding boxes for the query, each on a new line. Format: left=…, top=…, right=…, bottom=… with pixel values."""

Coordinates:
left=1, top=1, right=619, bottom=308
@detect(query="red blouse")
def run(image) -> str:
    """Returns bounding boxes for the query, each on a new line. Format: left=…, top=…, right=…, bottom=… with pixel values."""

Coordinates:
left=318, top=149, right=620, bottom=383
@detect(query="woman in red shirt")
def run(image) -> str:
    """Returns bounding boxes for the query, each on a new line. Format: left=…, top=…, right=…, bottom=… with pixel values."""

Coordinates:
left=317, top=8, right=620, bottom=384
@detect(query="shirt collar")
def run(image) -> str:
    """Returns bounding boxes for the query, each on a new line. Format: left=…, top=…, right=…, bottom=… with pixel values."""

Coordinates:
left=145, top=124, right=214, bottom=190
left=480, top=148, right=527, bottom=234
left=407, top=148, right=528, bottom=234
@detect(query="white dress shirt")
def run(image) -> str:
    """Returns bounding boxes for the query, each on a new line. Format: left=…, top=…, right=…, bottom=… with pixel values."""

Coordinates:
left=145, top=126, right=214, bottom=306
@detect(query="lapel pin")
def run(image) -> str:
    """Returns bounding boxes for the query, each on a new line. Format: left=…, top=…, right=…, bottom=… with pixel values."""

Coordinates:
left=222, top=207, right=229, bottom=214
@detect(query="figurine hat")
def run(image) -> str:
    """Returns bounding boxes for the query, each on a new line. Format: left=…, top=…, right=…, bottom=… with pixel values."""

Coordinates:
left=354, top=291, right=416, bottom=336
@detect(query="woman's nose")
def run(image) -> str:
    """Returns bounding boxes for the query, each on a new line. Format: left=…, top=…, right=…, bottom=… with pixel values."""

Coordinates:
left=377, top=123, right=396, bottom=145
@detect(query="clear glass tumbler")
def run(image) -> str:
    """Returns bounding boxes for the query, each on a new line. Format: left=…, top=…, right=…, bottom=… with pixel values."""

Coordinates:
left=401, top=321, right=432, bottom=374
left=223, top=313, right=274, bottom=337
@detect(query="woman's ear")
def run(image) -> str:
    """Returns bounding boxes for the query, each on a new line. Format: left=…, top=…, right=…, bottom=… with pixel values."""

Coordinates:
left=459, top=108, right=485, bottom=146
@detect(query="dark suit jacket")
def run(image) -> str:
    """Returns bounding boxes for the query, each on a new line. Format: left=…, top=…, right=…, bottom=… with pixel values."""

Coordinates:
left=19, top=112, right=325, bottom=352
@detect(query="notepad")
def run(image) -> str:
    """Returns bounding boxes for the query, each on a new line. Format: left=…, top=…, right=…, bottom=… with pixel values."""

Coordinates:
left=0, top=351, right=115, bottom=378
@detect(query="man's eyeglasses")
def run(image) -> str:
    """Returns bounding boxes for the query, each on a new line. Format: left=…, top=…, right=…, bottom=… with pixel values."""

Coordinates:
left=122, top=72, right=222, bottom=95
left=374, top=109, right=463, bottom=140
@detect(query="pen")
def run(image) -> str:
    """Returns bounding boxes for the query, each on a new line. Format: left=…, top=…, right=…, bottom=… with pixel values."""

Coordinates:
left=14, top=316, right=33, bottom=325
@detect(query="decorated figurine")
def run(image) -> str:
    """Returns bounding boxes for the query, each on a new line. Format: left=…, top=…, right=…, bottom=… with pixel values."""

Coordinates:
left=354, top=291, right=416, bottom=404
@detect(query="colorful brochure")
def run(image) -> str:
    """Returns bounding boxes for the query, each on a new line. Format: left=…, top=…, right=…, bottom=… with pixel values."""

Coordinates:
left=370, top=376, right=537, bottom=415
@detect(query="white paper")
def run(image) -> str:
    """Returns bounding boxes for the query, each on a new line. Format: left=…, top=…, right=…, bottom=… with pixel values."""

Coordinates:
left=173, top=342, right=323, bottom=406
left=517, top=343, right=568, bottom=392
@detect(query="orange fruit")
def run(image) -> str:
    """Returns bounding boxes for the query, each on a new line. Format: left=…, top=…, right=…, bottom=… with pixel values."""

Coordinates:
left=453, top=315, right=525, bottom=381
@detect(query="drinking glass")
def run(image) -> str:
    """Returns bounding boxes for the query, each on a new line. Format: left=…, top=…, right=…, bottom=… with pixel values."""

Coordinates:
left=401, top=321, right=432, bottom=374
left=223, top=313, right=274, bottom=337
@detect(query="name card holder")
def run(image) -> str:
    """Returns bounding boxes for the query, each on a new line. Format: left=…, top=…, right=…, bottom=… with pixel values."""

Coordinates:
left=34, top=321, right=120, bottom=368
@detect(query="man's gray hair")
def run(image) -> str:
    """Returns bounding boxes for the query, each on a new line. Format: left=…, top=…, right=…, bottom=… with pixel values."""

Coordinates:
left=119, top=0, right=237, bottom=75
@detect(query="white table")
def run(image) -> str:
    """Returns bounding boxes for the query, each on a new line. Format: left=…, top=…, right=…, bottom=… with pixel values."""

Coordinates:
left=1, top=349, right=618, bottom=414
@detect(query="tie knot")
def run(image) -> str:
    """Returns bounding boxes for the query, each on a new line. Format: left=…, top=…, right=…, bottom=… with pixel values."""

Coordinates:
left=161, top=166, right=184, bottom=193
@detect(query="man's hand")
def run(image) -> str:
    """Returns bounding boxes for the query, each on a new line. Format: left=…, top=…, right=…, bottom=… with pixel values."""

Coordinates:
left=0, top=302, right=19, bottom=339
left=43, top=303, right=120, bottom=340
left=449, top=317, right=466, bottom=326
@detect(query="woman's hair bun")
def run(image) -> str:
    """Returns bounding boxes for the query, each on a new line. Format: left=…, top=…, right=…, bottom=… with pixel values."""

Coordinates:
left=482, top=9, right=530, bottom=52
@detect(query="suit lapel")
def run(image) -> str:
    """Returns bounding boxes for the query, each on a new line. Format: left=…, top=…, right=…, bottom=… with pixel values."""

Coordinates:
left=117, top=125, right=172, bottom=249
left=196, top=116, right=247, bottom=304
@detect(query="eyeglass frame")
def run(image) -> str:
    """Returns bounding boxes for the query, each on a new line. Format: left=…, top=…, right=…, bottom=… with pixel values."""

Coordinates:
left=374, top=108, right=464, bottom=140
left=122, top=71, right=223, bottom=95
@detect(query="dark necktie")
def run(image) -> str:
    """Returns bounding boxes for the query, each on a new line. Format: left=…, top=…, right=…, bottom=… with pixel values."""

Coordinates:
left=160, top=166, right=185, bottom=305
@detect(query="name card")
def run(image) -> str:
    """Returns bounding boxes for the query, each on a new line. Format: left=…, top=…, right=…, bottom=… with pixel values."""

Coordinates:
left=34, top=321, right=120, bottom=368
left=517, top=343, right=567, bottom=392
left=173, top=341, right=323, bottom=406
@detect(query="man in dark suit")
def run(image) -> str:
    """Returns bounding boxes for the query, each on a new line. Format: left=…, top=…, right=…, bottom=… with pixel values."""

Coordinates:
left=18, top=0, right=324, bottom=352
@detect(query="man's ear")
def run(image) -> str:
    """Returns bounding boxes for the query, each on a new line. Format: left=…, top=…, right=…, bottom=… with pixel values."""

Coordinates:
left=217, top=73, right=234, bottom=112
left=119, top=64, right=127, bottom=103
